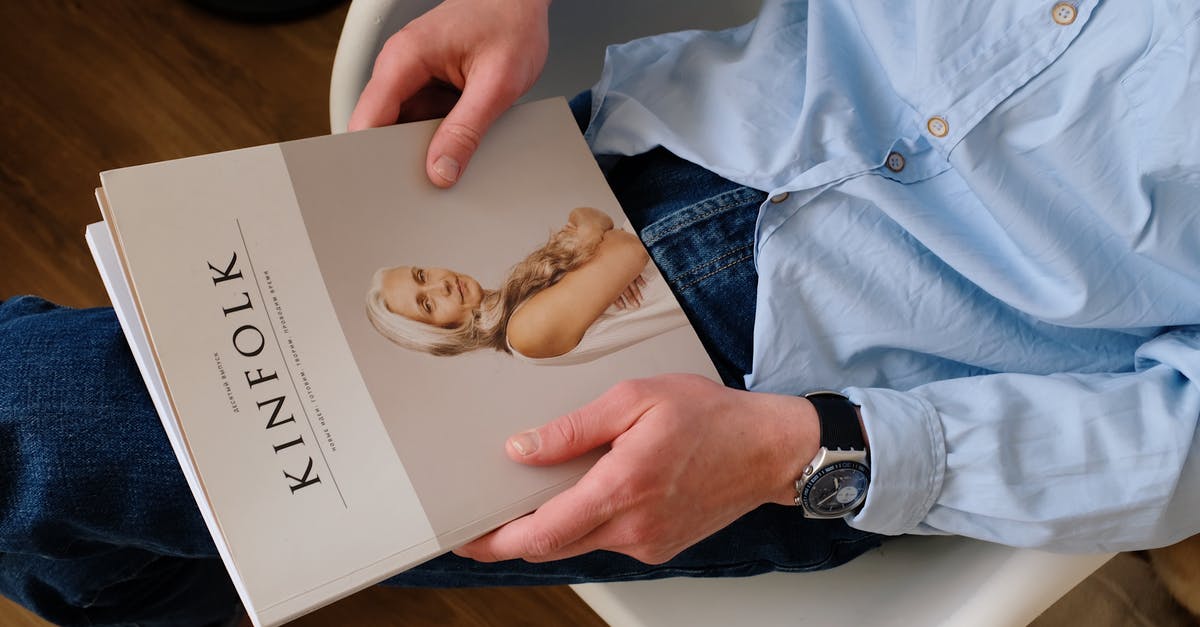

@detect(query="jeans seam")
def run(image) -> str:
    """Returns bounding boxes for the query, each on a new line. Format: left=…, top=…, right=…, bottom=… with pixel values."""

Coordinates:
left=640, top=187, right=763, bottom=247
left=81, top=554, right=159, bottom=611
left=397, top=534, right=881, bottom=584
left=669, top=244, right=754, bottom=282
left=675, top=247, right=755, bottom=293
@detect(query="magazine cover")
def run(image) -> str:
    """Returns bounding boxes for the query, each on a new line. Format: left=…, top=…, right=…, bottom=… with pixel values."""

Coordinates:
left=92, top=98, right=717, bottom=626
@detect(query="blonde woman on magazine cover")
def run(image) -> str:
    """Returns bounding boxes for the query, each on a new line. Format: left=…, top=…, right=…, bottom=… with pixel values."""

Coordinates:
left=366, top=206, right=688, bottom=364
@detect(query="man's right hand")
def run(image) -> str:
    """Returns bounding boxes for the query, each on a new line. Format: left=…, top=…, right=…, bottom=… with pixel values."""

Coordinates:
left=348, top=0, right=551, bottom=188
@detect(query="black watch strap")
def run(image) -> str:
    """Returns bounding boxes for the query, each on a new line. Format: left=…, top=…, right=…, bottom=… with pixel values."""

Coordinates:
left=805, top=392, right=865, bottom=451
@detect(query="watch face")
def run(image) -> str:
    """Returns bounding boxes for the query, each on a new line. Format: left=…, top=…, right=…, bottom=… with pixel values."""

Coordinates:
left=802, top=461, right=869, bottom=516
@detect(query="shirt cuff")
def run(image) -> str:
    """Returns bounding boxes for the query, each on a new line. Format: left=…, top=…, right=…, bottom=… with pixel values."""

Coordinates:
left=842, top=387, right=946, bottom=535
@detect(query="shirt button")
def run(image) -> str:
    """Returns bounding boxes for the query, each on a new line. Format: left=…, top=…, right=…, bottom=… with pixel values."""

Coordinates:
left=927, top=116, right=949, bottom=138
left=1052, top=2, right=1077, bottom=25
left=885, top=151, right=906, bottom=172
left=770, top=192, right=790, bottom=204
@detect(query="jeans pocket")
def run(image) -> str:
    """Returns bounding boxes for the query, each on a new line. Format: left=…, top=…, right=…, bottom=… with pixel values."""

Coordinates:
left=605, top=147, right=764, bottom=382
left=639, top=186, right=763, bottom=297
left=634, top=184, right=765, bottom=387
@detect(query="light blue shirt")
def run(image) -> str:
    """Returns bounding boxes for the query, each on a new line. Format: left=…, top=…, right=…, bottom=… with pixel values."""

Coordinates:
left=585, top=0, right=1200, bottom=551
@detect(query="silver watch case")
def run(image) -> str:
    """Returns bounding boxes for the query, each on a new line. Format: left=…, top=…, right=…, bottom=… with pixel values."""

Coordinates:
left=795, top=447, right=870, bottom=519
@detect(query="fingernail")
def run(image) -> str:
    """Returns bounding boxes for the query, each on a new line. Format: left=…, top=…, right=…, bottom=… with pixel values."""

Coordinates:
left=433, top=155, right=460, bottom=183
left=510, top=430, right=540, bottom=456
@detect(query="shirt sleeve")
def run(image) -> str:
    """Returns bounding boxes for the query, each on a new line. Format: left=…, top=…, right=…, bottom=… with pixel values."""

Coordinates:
left=844, top=327, right=1200, bottom=552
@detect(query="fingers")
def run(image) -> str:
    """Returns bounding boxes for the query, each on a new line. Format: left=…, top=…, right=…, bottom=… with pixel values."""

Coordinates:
left=508, top=380, right=651, bottom=465
left=347, top=0, right=550, bottom=186
left=425, top=58, right=524, bottom=187
left=348, top=33, right=432, bottom=132
left=463, top=375, right=755, bottom=565
left=351, top=50, right=523, bottom=187
left=613, top=276, right=646, bottom=310
left=456, top=471, right=614, bottom=562
left=627, top=276, right=645, bottom=307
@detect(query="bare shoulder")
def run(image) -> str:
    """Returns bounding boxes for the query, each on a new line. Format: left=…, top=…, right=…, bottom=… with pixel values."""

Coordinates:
left=507, top=307, right=570, bottom=359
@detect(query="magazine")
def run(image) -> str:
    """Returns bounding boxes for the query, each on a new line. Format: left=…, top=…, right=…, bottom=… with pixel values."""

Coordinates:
left=86, top=98, right=717, bottom=626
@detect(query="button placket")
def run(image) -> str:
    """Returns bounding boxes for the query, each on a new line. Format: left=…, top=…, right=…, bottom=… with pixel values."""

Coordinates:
left=920, top=3, right=1078, bottom=150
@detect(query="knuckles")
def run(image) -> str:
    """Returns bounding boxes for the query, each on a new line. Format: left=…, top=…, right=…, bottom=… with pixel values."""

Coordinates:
left=607, top=373, right=719, bottom=409
left=376, top=27, right=425, bottom=72
left=522, top=528, right=567, bottom=559
left=437, top=121, right=483, bottom=154
left=608, top=378, right=650, bottom=406
left=626, top=545, right=679, bottom=565
left=548, top=412, right=582, bottom=452
left=482, top=64, right=531, bottom=101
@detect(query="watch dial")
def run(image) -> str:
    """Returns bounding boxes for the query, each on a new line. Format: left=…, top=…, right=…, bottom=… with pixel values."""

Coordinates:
left=804, top=462, right=869, bottom=516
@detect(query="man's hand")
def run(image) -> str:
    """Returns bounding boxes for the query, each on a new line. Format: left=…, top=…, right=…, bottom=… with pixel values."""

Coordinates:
left=455, top=374, right=820, bottom=564
left=348, top=0, right=551, bottom=187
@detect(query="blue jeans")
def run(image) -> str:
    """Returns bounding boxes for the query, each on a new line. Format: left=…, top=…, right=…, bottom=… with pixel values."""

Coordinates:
left=0, top=97, right=880, bottom=625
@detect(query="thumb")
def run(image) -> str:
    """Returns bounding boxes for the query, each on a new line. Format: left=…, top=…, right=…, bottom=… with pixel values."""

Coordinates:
left=425, top=61, right=522, bottom=187
left=507, top=381, right=648, bottom=465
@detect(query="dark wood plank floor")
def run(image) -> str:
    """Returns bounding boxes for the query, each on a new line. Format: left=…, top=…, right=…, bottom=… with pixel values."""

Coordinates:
left=0, top=2, right=604, bottom=625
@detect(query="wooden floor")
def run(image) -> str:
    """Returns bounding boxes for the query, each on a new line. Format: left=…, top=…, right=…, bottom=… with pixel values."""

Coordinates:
left=0, top=2, right=603, bottom=625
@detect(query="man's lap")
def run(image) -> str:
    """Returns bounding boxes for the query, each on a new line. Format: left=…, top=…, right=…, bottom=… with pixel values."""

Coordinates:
left=0, top=102, right=880, bottom=622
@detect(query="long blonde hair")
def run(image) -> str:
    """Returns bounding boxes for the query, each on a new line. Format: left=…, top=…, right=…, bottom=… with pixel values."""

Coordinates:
left=366, top=224, right=602, bottom=356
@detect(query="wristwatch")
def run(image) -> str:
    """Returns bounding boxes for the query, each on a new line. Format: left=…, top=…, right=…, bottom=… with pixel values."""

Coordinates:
left=795, top=391, right=870, bottom=519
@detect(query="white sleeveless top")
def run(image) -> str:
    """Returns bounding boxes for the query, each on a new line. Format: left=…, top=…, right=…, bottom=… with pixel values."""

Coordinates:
left=507, top=254, right=689, bottom=366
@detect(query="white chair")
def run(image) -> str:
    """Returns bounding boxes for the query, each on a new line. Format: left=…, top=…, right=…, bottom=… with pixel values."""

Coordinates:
left=329, top=2, right=1115, bottom=624
left=329, top=0, right=764, bottom=133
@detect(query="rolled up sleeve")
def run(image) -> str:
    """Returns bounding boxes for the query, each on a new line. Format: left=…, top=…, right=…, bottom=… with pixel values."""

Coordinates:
left=845, top=328, right=1200, bottom=552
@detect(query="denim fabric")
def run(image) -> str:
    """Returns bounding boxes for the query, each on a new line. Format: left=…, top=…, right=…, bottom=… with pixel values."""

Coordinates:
left=0, top=95, right=878, bottom=624
left=0, top=297, right=240, bottom=626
